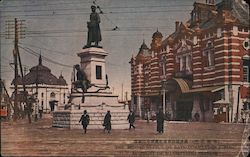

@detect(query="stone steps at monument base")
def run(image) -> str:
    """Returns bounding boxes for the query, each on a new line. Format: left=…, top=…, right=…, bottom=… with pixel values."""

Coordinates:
left=53, top=109, right=129, bottom=129
left=2, top=139, right=243, bottom=157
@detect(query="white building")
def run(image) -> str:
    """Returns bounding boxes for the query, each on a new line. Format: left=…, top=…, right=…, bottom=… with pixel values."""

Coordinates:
left=11, top=55, right=69, bottom=112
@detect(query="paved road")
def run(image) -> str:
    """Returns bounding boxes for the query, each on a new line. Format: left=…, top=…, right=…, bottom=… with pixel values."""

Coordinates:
left=1, top=114, right=248, bottom=157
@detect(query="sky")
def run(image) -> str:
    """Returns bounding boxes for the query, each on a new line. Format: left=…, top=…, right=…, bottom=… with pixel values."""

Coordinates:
left=0, top=0, right=198, bottom=100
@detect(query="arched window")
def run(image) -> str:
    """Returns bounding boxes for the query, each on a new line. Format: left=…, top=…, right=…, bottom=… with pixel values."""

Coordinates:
left=50, top=92, right=56, bottom=98
left=203, top=41, right=214, bottom=67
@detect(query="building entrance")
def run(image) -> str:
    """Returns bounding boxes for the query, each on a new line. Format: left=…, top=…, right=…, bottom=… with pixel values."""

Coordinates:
left=176, top=100, right=193, bottom=121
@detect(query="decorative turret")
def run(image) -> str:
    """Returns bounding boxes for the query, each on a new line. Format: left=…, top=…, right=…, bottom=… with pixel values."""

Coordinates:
left=151, top=29, right=163, bottom=50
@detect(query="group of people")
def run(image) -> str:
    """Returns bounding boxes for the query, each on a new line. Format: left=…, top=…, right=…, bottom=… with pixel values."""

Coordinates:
left=79, top=110, right=165, bottom=134
left=79, top=110, right=112, bottom=134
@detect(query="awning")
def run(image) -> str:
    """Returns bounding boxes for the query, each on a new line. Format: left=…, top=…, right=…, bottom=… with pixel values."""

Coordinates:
left=173, top=78, right=190, bottom=93
left=166, top=78, right=191, bottom=93
left=213, top=99, right=230, bottom=104
left=184, top=86, right=224, bottom=93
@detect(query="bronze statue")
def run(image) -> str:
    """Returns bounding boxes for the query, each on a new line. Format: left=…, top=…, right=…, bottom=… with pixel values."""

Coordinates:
left=84, top=5, right=102, bottom=48
left=72, top=64, right=91, bottom=103
left=74, top=64, right=90, bottom=92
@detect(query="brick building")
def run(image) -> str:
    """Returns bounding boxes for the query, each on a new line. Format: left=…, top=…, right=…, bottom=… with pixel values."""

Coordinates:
left=130, top=0, right=249, bottom=122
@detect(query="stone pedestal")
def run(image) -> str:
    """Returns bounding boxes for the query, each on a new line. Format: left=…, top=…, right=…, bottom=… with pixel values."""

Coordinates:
left=52, top=47, right=129, bottom=129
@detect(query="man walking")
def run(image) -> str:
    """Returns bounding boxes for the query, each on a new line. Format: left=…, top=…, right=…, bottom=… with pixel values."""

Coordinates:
left=156, top=110, right=165, bottom=134
left=79, top=110, right=90, bottom=134
left=103, top=111, right=111, bottom=133
left=127, top=111, right=136, bottom=130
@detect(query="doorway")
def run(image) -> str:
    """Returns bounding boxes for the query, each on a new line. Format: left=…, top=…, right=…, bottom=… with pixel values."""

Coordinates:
left=176, top=100, right=193, bottom=121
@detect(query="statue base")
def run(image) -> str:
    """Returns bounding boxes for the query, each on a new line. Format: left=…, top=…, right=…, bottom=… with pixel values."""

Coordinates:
left=83, top=45, right=102, bottom=49
left=52, top=47, right=129, bottom=129
left=52, top=92, right=129, bottom=129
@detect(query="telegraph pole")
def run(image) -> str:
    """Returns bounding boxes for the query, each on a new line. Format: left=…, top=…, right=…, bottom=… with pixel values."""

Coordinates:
left=6, top=18, right=26, bottom=121
left=121, top=83, right=123, bottom=102
left=13, top=18, right=19, bottom=121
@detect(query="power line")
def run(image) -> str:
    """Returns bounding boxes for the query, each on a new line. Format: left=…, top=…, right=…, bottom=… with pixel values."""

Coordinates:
left=2, top=26, right=174, bottom=35
left=1, top=4, right=193, bottom=13
left=0, top=1, right=92, bottom=8
left=1, top=9, right=192, bottom=18
left=18, top=45, right=73, bottom=68
left=18, top=42, right=75, bottom=57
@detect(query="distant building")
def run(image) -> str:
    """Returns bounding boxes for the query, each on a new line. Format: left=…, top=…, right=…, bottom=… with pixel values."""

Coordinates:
left=130, top=0, right=249, bottom=122
left=11, top=55, right=69, bottom=113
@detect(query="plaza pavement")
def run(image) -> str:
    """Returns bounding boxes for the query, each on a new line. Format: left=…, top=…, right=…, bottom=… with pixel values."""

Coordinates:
left=0, top=114, right=249, bottom=157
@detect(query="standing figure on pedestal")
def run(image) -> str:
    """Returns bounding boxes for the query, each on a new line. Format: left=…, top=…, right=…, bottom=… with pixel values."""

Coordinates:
left=84, top=5, right=102, bottom=48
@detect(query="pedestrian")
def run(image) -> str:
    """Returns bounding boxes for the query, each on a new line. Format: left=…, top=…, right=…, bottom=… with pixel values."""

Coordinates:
left=79, top=110, right=90, bottom=134
left=127, top=111, right=136, bottom=130
left=156, top=110, right=165, bottom=134
left=103, top=110, right=111, bottom=133
left=38, top=105, right=43, bottom=119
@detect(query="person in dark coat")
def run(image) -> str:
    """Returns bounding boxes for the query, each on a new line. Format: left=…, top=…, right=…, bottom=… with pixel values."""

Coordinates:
left=79, top=110, right=90, bottom=134
left=103, top=110, right=111, bottom=133
left=127, top=111, right=136, bottom=130
left=156, top=110, right=165, bottom=133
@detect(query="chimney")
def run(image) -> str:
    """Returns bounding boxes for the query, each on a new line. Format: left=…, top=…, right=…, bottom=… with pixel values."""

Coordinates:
left=175, top=21, right=180, bottom=32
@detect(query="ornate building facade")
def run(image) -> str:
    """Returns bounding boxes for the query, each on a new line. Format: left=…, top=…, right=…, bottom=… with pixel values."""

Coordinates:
left=11, top=55, right=69, bottom=113
left=130, top=0, right=249, bottom=122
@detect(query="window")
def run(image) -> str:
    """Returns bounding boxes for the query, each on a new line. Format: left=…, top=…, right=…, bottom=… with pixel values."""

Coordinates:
left=182, top=56, right=186, bottom=71
left=243, top=66, right=249, bottom=82
left=203, top=41, right=214, bottom=67
left=243, top=38, right=249, bottom=50
left=50, top=92, right=56, bottom=98
left=207, top=51, right=215, bottom=66
left=96, top=65, right=102, bottom=79
left=63, top=93, right=66, bottom=104
left=41, top=92, right=44, bottom=98
left=41, top=101, right=44, bottom=109
left=186, top=55, right=192, bottom=71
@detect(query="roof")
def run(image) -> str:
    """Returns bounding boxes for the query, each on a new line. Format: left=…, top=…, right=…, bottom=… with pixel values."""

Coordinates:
left=185, top=86, right=224, bottom=93
left=138, top=40, right=151, bottom=56
left=12, top=55, right=67, bottom=86
left=152, top=29, right=163, bottom=39
left=213, top=99, right=230, bottom=104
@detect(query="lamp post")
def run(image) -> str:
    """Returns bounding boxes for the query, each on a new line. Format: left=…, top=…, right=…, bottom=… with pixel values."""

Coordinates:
left=160, top=56, right=167, bottom=114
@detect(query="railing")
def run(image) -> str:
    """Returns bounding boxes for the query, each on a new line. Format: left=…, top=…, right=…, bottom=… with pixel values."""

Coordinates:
left=175, top=70, right=193, bottom=77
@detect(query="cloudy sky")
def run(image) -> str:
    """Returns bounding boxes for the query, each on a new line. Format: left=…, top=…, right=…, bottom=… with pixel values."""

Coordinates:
left=0, top=0, right=198, bottom=100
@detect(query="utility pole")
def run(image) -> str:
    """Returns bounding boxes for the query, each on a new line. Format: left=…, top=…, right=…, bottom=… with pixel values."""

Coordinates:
left=6, top=18, right=26, bottom=121
left=121, top=83, right=123, bottom=102
left=160, top=55, right=167, bottom=114
left=34, top=54, right=39, bottom=121
left=13, top=18, right=19, bottom=121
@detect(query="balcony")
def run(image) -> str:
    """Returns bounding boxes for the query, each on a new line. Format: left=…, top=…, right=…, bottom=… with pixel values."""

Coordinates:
left=175, top=70, right=193, bottom=78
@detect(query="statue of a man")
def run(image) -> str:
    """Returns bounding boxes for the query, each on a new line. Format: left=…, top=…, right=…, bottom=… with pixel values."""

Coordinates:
left=85, top=5, right=102, bottom=48
left=74, top=64, right=90, bottom=92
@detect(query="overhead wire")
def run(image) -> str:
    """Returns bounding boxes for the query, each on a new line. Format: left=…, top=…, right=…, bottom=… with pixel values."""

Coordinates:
left=18, top=45, right=73, bottom=68
left=18, top=42, right=75, bottom=57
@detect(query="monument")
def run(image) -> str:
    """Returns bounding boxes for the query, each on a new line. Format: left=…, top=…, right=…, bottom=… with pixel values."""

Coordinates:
left=52, top=5, right=129, bottom=129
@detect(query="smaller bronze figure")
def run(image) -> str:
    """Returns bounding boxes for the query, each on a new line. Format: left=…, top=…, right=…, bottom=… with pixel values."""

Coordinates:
left=74, top=64, right=91, bottom=93
left=84, top=5, right=102, bottom=48
left=73, top=64, right=91, bottom=103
